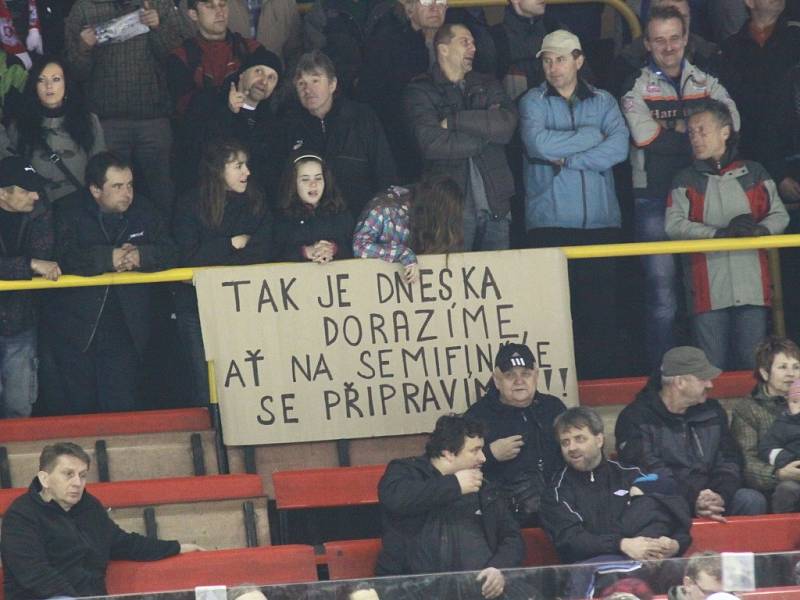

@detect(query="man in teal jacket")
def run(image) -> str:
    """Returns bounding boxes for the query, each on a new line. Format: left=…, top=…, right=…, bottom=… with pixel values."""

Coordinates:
left=519, top=29, right=628, bottom=378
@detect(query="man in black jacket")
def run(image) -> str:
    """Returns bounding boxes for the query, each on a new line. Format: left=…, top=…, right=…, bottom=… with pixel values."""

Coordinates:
left=465, top=342, right=565, bottom=526
left=0, top=157, right=60, bottom=418
left=404, top=23, right=517, bottom=252
left=615, top=346, right=767, bottom=520
left=541, top=406, right=690, bottom=565
left=286, top=50, right=397, bottom=218
left=376, top=414, right=523, bottom=599
left=1, top=442, right=202, bottom=600
left=720, top=0, right=800, bottom=198
left=39, top=152, right=178, bottom=415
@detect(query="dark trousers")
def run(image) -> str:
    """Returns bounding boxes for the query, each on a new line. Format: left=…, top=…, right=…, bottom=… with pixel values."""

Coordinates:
left=528, top=227, right=620, bottom=379
left=40, top=310, right=140, bottom=415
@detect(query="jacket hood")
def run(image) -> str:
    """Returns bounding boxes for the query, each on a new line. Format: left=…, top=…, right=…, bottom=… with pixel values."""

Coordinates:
left=634, top=380, right=718, bottom=425
left=26, top=476, right=94, bottom=516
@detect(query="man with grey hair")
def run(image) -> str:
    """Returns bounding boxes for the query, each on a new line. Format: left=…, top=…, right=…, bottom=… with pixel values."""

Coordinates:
left=540, top=406, right=690, bottom=564
left=616, top=346, right=767, bottom=521
left=1, top=442, right=203, bottom=600
left=666, top=99, right=788, bottom=371
left=285, top=50, right=397, bottom=217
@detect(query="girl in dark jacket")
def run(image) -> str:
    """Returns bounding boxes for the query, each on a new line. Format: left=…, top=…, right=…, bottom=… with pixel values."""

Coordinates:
left=273, top=154, right=354, bottom=263
left=172, top=137, right=273, bottom=405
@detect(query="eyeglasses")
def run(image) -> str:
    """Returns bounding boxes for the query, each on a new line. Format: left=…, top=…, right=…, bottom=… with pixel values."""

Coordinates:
left=418, top=0, right=447, bottom=7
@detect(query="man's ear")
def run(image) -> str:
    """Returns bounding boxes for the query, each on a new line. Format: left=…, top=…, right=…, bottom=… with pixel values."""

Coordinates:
left=89, top=184, right=102, bottom=201
left=187, top=8, right=199, bottom=23
left=330, top=76, right=338, bottom=95
left=37, top=470, right=49, bottom=490
left=759, top=367, right=770, bottom=383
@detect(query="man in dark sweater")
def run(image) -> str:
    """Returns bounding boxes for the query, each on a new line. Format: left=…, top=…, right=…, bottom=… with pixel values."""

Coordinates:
left=465, top=342, right=565, bottom=526
left=616, top=346, right=767, bottom=519
left=1, top=442, right=202, bottom=600
left=376, top=414, right=523, bottom=598
left=0, top=157, right=60, bottom=418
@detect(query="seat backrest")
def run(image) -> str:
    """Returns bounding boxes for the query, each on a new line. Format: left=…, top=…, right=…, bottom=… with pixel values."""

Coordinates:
left=520, top=527, right=560, bottom=567
left=689, top=514, right=800, bottom=554
left=324, top=538, right=383, bottom=580
left=273, top=464, right=385, bottom=509
left=105, top=545, right=318, bottom=594
left=578, top=370, right=753, bottom=407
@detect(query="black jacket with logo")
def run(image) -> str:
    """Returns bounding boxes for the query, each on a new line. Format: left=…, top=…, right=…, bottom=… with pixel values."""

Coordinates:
left=42, top=191, right=177, bottom=356
left=465, top=384, right=566, bottom=508
left=283, top=97, right=398, bottom=217
left=541, top=459, right=692, bottom=563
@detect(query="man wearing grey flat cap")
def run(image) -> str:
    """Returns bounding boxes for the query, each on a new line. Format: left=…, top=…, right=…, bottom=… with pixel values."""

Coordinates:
left=615, top=346, right=767, bottom=520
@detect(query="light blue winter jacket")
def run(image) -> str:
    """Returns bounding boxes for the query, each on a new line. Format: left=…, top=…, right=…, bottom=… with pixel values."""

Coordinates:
left=519, top=79, right=629, bottom=230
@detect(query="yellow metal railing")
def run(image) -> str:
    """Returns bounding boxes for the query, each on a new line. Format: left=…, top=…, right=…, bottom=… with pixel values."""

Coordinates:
left=2, top=235, right=797, bottom=291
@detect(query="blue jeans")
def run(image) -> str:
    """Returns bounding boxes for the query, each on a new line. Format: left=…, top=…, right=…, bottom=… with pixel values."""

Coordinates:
left=729, top=487, right=768, bottom=516
left=0, top=327, right=37, bottom=418
left=692, top=305, right=767, bottom=371
left=464, top=209, right=510, bottom=251
left=635, top=197, right=678, bottom=371
left=102, top=117, right=174, bottom=219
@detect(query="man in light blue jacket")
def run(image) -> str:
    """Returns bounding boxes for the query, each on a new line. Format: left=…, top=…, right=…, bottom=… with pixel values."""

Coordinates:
left=519, top=29, right=629, bottom=378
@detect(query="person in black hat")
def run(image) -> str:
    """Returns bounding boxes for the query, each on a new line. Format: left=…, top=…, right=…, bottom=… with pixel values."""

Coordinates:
left=166, top=0, right=264, bottom=117
left=0, top=156, right=59, bottom=418
left=174, top=44, right=285, bottom=202
left=616, top=346, right=768, bottom=520
left=464, top=341, right=566, bottom=526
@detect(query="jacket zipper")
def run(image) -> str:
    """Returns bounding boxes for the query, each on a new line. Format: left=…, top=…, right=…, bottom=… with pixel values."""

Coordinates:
left=568, top=101, right=588, bottom=228
left=85, top=211, right=130, bottom=352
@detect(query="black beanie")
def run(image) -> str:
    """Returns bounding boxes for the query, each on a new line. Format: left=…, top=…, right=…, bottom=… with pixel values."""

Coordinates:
left=237, top=46, right=283, bottom=81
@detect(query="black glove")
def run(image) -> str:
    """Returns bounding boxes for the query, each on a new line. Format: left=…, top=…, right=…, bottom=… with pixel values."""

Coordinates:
left=715, top=213, right=760, bottom=238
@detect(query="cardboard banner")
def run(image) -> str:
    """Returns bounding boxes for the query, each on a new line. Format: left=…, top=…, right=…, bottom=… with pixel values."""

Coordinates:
left=194, top=248, right=577, bottom=446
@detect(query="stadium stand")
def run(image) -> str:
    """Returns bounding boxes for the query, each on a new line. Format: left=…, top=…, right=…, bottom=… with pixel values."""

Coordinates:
left=0, top=546, right=318, bottom=599
left=0, top=474, right=269, bottom=550
left=0, top=408, right=216, bottom=487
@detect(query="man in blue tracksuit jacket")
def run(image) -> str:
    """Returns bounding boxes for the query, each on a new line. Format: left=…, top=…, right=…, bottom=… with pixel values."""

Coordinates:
left=518, top=29, right=629, bottom=379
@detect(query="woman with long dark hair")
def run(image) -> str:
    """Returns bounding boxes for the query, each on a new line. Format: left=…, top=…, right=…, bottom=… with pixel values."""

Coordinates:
left=273, top=154, right=354, bottom=262
left=172, top=137, right=273, bottom=405
left=353, top=172, right=463, bottom=283
left=2, top=55, right=105, bottom=201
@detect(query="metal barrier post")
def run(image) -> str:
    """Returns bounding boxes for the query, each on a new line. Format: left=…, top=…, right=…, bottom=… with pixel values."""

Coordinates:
left=769, top=248, right=787, bottom=338
left=207, top=360, right=230, bottom=474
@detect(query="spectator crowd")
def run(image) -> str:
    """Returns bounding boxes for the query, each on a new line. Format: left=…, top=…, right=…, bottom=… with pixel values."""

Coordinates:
left=0, top=0, right=798, bottom=421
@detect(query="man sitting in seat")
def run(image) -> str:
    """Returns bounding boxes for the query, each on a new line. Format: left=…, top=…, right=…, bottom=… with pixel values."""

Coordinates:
left=668, top=551, right=724, bottom=599
left=0, top=442, right=202, bottom=600
left=375, top=414, right=524, bottom=599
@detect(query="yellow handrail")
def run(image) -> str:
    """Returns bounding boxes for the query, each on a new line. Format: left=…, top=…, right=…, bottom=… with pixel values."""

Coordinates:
left=1, top=234, right=797, bottom=291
